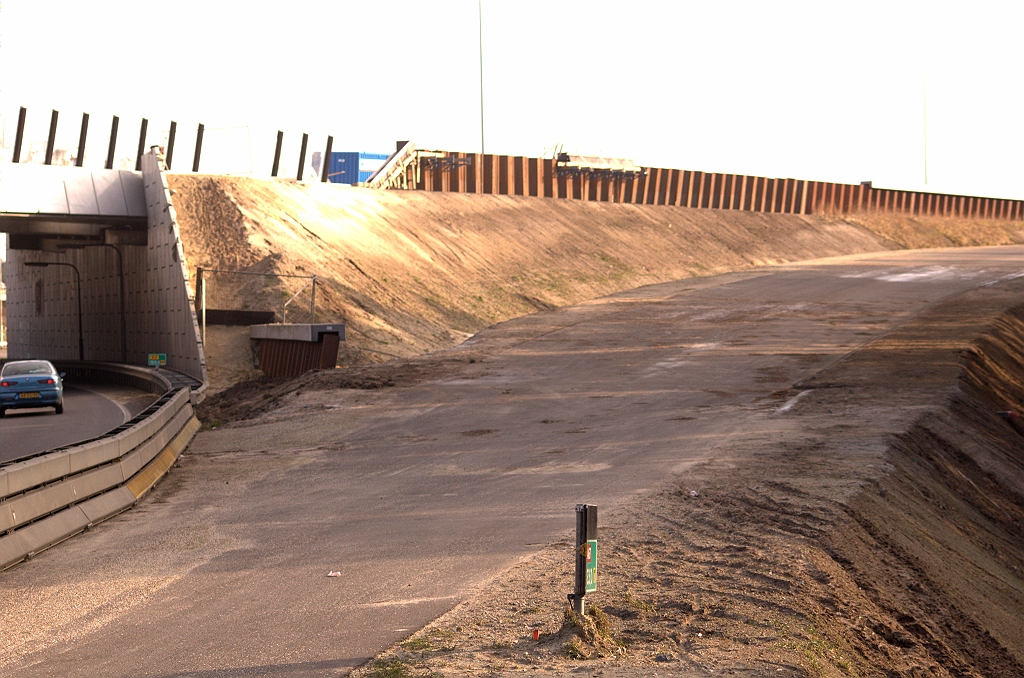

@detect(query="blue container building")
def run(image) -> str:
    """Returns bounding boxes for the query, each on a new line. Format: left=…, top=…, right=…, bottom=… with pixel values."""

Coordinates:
left=327, top=152, right=391, bottom=185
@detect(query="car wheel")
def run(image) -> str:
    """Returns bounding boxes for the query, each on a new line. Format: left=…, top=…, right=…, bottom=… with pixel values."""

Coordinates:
left=0, top=407, right=5, bottom=418
left=55, top=402, right=64, bottom=414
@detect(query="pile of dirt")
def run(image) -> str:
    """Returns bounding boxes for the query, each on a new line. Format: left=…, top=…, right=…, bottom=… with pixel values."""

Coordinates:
left=349, top=286, right=1024, bottom=677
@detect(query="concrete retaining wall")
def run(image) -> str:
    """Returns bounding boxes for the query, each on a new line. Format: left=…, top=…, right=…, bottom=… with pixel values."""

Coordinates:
left=138, top=151, right=206, bottom=383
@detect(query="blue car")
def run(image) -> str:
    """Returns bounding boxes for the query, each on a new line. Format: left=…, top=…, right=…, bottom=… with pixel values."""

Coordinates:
left=0, top=360, right=65, bottom=417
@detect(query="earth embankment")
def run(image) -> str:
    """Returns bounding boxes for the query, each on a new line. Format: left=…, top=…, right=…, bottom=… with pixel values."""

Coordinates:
left=168, top=176, right=890, bottom=361
left=166, top=176, right=1024, bottom=391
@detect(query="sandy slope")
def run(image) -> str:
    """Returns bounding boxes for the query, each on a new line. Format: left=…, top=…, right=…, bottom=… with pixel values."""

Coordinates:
left=167, top=176, right=1024, bottom=393
left=169, top=177, right=892, bottom=388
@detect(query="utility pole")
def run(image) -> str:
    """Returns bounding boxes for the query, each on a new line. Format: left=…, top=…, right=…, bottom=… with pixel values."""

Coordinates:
left=479, top=0, right=485, bottom=155
left=922, top=70, right=929, bottom=185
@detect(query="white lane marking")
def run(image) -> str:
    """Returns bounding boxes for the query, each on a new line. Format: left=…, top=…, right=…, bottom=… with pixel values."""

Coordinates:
left=982, top=270, right=1024, bottom=287
left=360, top=595, right=459, bottom=609
left=841, top=266, right=993, bottom=283
left=877, top=266, right=963, bottom=282
left=775, top=390, right=813, bottom=414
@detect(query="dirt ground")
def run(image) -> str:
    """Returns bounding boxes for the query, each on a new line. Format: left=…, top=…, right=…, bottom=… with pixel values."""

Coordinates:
left=329, top=285, right=1024, bottom=678
left=179, top=180, right=1024, bottom=675
left=195, top=281, right=1024, bottom=678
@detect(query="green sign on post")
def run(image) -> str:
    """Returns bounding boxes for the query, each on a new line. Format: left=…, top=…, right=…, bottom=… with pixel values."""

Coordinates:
left=585, top=539, right=597, bottom=592
left=148, top=353, right=167, bottom=367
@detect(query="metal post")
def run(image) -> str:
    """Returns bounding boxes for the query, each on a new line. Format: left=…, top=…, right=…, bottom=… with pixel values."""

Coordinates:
left=201, top=278, right=207, bottom=347
left=105, top=115, right=119, bottom=169
left=194, top=268, right=204, bottom=348
left=478, top=0, right=485, bottom=154
left=135, top=118, right=148, bottom=171
left=166, top=121, right=177, bottom=169
left=76, top=113, right=89, bottom=167
left=272, top=130, right=283, bottom=177
left=297, top=133, right=308, bottom=181
left=108, top=245, right=127, bottom=363
left=44, top=109, right=58, bottom=165
left=321, top=136, right=333, bottom=182
left=310, top=275, right=317, bottom=322
left=75, top=266, right=83, bottom=360
left=570, top=504, right=597, bottom=616
left=12, top=107, right=26, bottom=162
left=192, top=123, right=204, bottom=172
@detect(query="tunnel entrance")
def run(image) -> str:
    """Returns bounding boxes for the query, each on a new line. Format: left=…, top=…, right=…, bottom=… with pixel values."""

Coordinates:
left=0, top=153, right=207, bottom=388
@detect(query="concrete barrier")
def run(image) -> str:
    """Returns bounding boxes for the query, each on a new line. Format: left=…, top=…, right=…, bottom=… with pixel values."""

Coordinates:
left=0, top=386, right=201, bottom=571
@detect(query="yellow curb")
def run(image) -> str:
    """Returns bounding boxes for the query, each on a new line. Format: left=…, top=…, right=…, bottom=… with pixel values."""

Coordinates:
left=126, top=416, right=201, bottom=499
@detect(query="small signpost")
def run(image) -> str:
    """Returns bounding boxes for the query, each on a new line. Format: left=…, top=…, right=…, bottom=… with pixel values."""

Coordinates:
left=148, top=353, right=167, bottom=368
left=569, top=504, right=597, bottom=615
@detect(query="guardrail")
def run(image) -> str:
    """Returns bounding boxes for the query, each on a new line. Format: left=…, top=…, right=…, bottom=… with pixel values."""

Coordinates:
left=0, top=365, right=202, bottom=571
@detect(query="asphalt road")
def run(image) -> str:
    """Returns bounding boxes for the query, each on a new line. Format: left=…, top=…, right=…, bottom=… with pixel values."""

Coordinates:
left=0, top=385, right=128, bottom=463
left=2, top=246, right=1023, bottom=677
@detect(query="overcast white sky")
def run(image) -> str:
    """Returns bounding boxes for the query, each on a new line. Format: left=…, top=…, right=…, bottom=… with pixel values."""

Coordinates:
left=1, top=0, right=1022, bottom=221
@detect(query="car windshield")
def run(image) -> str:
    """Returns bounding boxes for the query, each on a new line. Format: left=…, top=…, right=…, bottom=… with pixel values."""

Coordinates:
left=1, top=361, right=55, bottom=377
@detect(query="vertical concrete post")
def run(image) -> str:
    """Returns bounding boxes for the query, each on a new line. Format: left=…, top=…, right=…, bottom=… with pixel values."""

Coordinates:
left=135, top=118, right=148, bottom=171
left=192, top=123, right=204, bottom=172
left=105, top=115, right=119, bottom=170
left=166, top=121, right=177, bottom=170
left=44, top=110, right=59, bottom=165
left=12, top=107, right=27, bottom=162
left=321, top=136, right=334, bottom=182
left=271, top=131, right=284, bottom=177
left=296, top=132, right=308, bottom=181
left=75, top=113, right=89, bottom=167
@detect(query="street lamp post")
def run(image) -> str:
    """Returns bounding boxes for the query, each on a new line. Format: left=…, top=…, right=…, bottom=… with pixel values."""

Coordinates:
left=24, top=261, right=84, bottom=361
left=59, top=244, right=127, bottom=363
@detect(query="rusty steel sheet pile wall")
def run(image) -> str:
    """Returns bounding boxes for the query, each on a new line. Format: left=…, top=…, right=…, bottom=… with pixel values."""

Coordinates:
left=403, top=152, right=1023, bottom=221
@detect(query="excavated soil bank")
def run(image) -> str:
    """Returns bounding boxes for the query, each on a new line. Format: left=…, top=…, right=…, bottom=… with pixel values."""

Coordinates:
left=346, top=282, right=1024, bottom=677
left=167, top=175, right=1024, bottom=393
